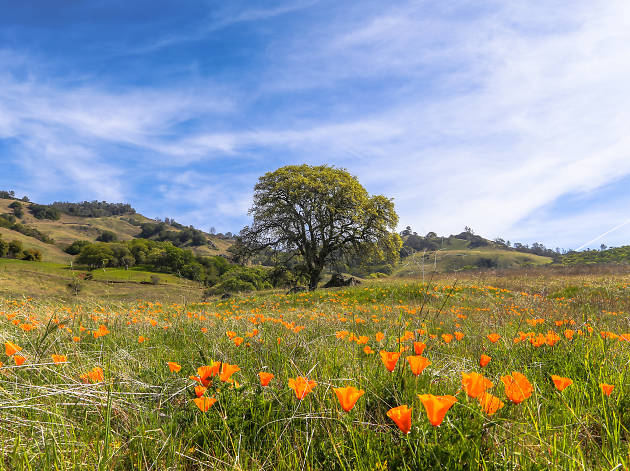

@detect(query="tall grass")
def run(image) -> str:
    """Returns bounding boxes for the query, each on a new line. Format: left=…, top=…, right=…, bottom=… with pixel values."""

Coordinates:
left=0, top=275, right=628, bottom=470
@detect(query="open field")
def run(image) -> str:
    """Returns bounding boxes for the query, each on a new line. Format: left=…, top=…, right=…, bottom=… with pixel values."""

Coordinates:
left=0, top=272, right=628, bottom=470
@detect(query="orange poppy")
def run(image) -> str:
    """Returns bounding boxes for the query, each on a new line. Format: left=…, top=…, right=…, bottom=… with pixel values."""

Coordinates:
left=363, top=345, right=375, bottom=355
left=406, top=355, right=430, bottom=376
left=441, top=334, right=454, bottom=344
left=380, top=351, right=401, bottom=372
left=479, top=354, right=491, bottom=367
left=193, top=396, right=217, bottom=412
left=461, top=372, right=493, bottom=398
left=478, top=392, right=504, bottom=416
left=288, top=377, right=317, bottom=399
left=233, top=337, right=244, bottom=346
left=51, top=354, right=67, bottom=364
left=413, top=342, right=426, bottom=355
left=487, top=333, right=501, bottom=343
left=194, top=385, right=207, bottom=397
left=501, top=372, right=533, bottom=404
left=5, top=341, right=21, bottom=356
left=14, top=355, right=26, bottom=366
left=418, top=394, right=457, bottom=426
left=454, top=332, right=464, bottom=341
left=375, top=332, right=385, bottom=342
left=192, top=363, right=221, bottom=386
left=167, top=362, right=181, bottom=372
left=333, top=386, right=365, bottom=412
left=258, top=371, right=274, bottom=386
left=220, top=363, right=241, bottom=382
left=138, top=335, right=147, bottom=343
left=550, top=375, right=573, bottom=391
left=600, top=383, right=615, bottom=396
left=386, top=405, right=412, bottom=434
left=81, top=366, right=104, bottom=383
left=72, top=336, right=80, bottom=342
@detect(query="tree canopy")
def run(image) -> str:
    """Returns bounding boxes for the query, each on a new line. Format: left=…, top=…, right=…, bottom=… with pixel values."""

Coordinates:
left=238, top=165, right=401, bottom=290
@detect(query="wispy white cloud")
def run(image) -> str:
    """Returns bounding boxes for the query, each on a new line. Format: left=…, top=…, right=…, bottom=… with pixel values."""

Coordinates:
left=1, top=1, right=629, bottom=246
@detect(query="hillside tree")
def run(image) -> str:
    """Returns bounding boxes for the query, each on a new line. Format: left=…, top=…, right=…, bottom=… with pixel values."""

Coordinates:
left=238, top=165, right=401, bottom=290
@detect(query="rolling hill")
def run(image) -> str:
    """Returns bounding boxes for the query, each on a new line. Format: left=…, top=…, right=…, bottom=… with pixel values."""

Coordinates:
left=0, top=198, right=233, bottom=262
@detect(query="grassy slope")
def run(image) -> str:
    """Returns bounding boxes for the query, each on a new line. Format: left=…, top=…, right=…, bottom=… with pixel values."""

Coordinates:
left=394, top=247, right=552, bottom=277
left=0, top=258, right=203, bottom=301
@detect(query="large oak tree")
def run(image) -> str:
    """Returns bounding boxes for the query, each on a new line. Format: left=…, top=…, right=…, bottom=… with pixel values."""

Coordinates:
left=238, top=165, right=401, bottom=290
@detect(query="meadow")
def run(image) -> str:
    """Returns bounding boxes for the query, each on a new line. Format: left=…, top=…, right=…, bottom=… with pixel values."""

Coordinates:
left=0, top=270, right=628, bottom=470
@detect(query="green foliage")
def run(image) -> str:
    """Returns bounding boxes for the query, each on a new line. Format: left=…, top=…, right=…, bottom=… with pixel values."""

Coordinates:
left=21, top=248, right=42, bottom=261
left=29, top=204, right=61, bottom=220
left=65, top=240, right=91, bottom=255
left=206, top=266, right=273, bottom=294
left=561, top=245, right=630, bottom=265
left=96, top=230, right=118, bottom=242
left=49, top=201, right=135, bottom=217
left=138, top=222, right=213, bottom=248
left=240, top=165, right=400, bottom=290
left=9, top=201, right=24, bottom=218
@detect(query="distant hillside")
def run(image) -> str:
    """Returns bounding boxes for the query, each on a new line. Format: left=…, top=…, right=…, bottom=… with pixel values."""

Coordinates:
left=395, top=227, right=555, bottom=274
left=0, top=197, right=234, bottom=262
left=560, top=245, right=630, bottom=265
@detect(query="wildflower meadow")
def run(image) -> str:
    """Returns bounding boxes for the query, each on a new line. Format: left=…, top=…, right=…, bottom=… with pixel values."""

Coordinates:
left=0, top=274, right=628, bottom=470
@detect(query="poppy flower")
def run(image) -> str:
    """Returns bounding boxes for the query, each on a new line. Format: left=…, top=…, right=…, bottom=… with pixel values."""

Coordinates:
left=413, top=342, right=426, bottom=355
left=461, top=372, right=493, bottom=398
left=167, top=362, right=181, bottom=372
left=333, top=386, right=365, bottom=412
left=220, top=363, right=241, bottom=382
left=386, top=405, right=412, bottom=434
left=418, top=394, right=457, bottom=426
left=51, top=354, right=67, bottom=364
left=478, top=392, right=504, bottom=416
left=441, top=334, right=454, bottom=344
left=192, top=363, right=221, bottom=386
left=288, top=377, right=317, bottom=399
left=487, top=333, right=501, bottom=343
left=375, top=332, right=385, bottom=342
left=258, top=371, right=274, bottom=386
left=600, top=383, right=615, bottom=396
left=550, top=375, right=573, bottom=391
left=406, top=355, right=430, bottom=376
left=13, top=355, right=26, bottom=366
left=454, top=332, right=464, bottom=341
left=138, top=335, right=147, bottom=343
left=380, top=351, right=401, bottom=372
left=233, top=337, right=244, bottom=346
left=194, top=385, right=207, bottom=397
left=72, top=336, right=80, bottom=342
left=5, top=341, right=21, bottom=356
left=501, top=372, right=533, bottom=404
left=81, top=366, right=104, bottom=383
left=479, top=354, right=491, bottom=367
left=193, top=396, right=217, bottom=412
left=363, top=346, right=375, bottom=355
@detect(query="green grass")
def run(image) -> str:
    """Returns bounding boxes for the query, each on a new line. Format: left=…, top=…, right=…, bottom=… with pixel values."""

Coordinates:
left=0, top=273, right=628, bottom=470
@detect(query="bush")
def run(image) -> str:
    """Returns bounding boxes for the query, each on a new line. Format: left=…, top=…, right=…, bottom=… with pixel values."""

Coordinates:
left=65, top=240, right=91, bottom=255
left=96, top=230, right=117, bottom=242
left=29, top=204, right=61, bottom=220
left=22, top=248, right=42, bottom=261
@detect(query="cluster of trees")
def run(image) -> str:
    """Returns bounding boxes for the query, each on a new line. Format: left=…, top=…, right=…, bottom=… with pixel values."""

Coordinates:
left=9, top=202, right=24, bottom=218
left=69, top=238, right=282, bottom=293
left=48, top=201, right=135, bottom=217
left=0, top=190, right=29, bottom=201
left=0, top=215, right=54, bottom=244
left=0, top=235, right=42, bottom=261
left=138, top=222, right=213, bottom=248
left=493, top=239, right=563, bottom=261
left=29, top=204, right=61, bottom=220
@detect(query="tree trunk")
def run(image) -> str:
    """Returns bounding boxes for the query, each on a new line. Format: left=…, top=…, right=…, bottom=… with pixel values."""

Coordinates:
left=308, top=266, right=322, bottom=291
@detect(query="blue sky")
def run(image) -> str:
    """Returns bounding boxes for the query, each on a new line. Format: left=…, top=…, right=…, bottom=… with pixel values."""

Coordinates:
left=1, top=0, right=629, bottom=249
